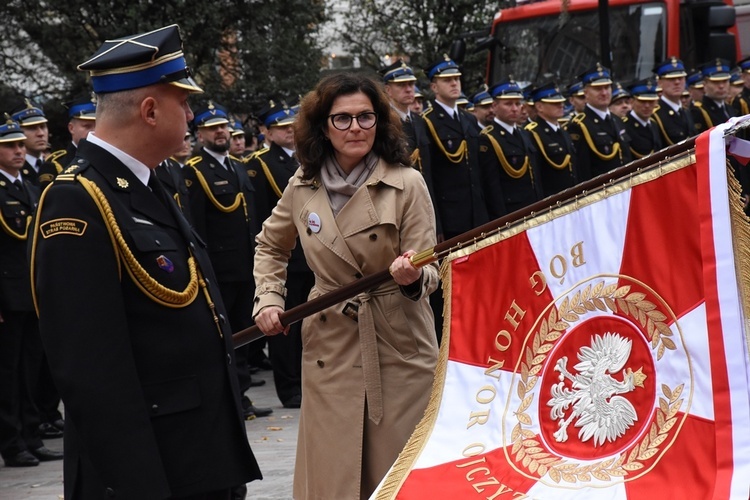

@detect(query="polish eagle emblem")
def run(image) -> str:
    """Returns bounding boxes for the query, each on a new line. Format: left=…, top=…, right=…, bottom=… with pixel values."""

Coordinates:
left=547, top=332, right=647, bottom=447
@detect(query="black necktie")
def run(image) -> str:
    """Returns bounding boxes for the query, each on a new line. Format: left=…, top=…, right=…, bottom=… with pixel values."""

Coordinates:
left=404, top=114, right=411, bottom=124
left=148, top=172, right=170, bottom=208
left=13, top=179, right=23, bottom=191
left=453, top=111, right=460, bottom=123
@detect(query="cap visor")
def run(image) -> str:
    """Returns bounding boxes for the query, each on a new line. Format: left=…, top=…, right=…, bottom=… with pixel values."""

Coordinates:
left=170, top=76, right=203, bottom=93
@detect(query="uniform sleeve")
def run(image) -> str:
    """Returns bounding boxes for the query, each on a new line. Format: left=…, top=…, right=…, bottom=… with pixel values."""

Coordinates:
left=32, top=182, right=171, bottom=499
left=398, top=169, right=439, bottom=300
left=253, top=175, right=300, bottom=316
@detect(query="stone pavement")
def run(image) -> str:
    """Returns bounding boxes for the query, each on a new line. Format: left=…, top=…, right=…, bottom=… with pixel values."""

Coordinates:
left=0, top=368, right=297, bottom=500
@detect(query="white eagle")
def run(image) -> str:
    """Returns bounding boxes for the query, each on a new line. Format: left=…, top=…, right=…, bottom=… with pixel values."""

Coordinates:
left=547, top=332, right=647, bottom=447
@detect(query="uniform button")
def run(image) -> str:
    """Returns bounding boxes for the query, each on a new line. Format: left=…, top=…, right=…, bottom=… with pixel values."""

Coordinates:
left=320, top=314, right=326, bottom=322
left=218, top=313, right=226, bottom=324
left=205, top=279, right=210, bottom=287
left=106, top=487, right=116, bottom=497
left=369, top=233, right=377, bottom=241
left=189, top=242, right=196, bottom=249
left=306, top=227, right=312, bottom=235
left=227, top=353, right=232, bottom=365
left=317, top=360, right=325, bottom=368
left=151, top=404, right=159, bottom=415
left=155, top=239, right=161, bottom=246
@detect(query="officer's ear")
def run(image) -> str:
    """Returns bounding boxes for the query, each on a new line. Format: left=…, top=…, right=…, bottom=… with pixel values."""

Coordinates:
left=140, top=96, right=158, bottom=126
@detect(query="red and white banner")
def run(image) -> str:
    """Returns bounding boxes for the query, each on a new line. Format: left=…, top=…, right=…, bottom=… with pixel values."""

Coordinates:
left=374, top=119, right=750, bottom=499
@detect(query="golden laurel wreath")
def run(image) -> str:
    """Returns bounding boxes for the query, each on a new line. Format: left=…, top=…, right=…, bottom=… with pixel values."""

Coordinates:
left=511, top=281, right=684, bottom=483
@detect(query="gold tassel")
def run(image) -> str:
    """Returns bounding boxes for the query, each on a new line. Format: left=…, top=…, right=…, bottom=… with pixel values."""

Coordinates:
left=726, top=159, right=750, bottom=358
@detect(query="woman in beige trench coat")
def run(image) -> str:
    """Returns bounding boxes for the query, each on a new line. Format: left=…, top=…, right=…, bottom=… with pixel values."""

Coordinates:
left=254, top=73, right=439, bottom=499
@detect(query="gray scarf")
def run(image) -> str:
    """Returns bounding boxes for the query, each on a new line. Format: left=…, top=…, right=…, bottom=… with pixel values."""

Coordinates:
left=320, top=152, right=378, bottom=217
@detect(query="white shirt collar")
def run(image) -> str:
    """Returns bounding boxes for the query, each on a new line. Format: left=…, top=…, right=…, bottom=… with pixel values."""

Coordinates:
left=204, top=147, right=229, bottom=167
left=25, top=154, right=41, bottom=171
left=86, top=132, right=151, bottom=187
left=660, top=96, right=682, bottom=112
left=282, top=146, right=295, bottom=158
left=544, top=119, right=560, bottom=132
left=0, top=169, right=22, bottom=184
left=390, top=104, right=409, bottom=122
left=434, top=99, right=459, bottom=118
left=494, top=118, right=517, bottom=135
left=587, top=103, right=610, bottom=121
left=629, top=110, right=650, bottom=127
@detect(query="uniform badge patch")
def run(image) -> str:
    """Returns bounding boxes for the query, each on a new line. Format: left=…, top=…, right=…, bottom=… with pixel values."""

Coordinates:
left=40, top=218, right=88, bottom=238
left=156, top=255, right=174, bottom=273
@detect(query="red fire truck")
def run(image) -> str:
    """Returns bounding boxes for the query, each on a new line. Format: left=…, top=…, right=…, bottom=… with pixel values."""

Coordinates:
left=482, top=0, right=744, bottom=86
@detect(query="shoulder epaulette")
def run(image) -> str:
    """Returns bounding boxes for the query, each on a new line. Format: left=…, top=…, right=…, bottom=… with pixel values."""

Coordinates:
left=693, top=101, right=703, bottom=108
left=185, top=156, right=203, bottom=168
left=55, top=158, right=90, bottom=182
left=481, top=124, right=494, bottom=135
left=46, top=149, right=67, bottom=163
left=622, top=116, right=630, bottom=123
left=421, top=106, right=434, bottom=118
left=228, top=154, right=242, bottom=162
left=524, top=121, right=538, bottom=132
left=571, top=113, right=586, bottom=125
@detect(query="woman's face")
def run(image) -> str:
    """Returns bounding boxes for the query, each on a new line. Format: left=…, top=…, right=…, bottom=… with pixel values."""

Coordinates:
left=325, top=91, right=377, bottom=172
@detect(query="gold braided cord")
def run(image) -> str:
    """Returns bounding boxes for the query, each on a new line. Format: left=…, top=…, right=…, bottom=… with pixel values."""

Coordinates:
left=78, top=177, right=200, bottom=308
left=483, top=128, right=533, bottom=183
left=529, top=129, right=571, bottom=170
left=257, top=156, right=284, bottom=199
left=571, top=116, right=622, bottom=161
left=630, top=146, right=654, bottom=160
left=697, top=106, right=714, bottom=130
left=189, top=165, right=246, bottom=213
left=409, top=148, right=423, bottom=173
left=651, top=113, right=676, bottom=146
left=422, top=113, right=468, bottom=164
left=0, top=211, right=31, bottom=240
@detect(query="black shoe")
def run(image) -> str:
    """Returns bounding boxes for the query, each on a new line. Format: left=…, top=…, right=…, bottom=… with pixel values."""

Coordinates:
left=4, top=450, right=39, bottom=467
left=29, top=446, right=63, bottom=461
left=39, top=422, right=64, bottom=439
left=282, top=394, right=302, bottom=408
left=248, top=377, right=266, bottom=387
left=245, top=403, right=273, bottom=419
left=50, top=418, right=65, bottom=432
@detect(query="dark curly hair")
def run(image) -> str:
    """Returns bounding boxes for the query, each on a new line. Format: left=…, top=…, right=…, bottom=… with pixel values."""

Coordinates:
left=293, top=72, right=411, bottom=180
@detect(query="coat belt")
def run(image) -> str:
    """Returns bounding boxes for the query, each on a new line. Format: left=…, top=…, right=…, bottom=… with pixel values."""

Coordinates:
left=314, top=276, right=400, bottom=424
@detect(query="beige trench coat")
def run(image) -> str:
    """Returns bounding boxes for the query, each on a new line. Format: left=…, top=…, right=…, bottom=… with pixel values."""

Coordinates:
left=254, top=159, right=439, bottom=499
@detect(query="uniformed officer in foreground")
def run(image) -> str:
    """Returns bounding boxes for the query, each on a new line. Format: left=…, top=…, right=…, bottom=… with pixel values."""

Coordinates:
left=525, top=82, right=578, bottom=196
left=565, top=64, right=632, bottom=182
left=38, top=93, right=97, bottom=189
left=31, top=24, right=261, bottom=498
left=651, top=57, right=694, bottom=146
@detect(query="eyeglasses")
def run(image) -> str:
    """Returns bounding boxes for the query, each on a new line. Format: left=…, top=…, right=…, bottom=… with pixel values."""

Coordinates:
left=328, top=112, right=378, bottom=131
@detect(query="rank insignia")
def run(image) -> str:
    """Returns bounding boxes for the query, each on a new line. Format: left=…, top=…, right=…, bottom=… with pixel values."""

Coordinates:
left=156, top=255, right=174, bottom=273
left=116, top=177, right=129, bottom=189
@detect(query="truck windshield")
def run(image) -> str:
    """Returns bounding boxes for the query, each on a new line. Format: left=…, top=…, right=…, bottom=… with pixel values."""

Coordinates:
left=490, top=2, right=666, bottom=86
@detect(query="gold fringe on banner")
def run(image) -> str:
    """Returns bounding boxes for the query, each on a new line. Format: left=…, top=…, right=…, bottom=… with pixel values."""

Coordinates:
left=726, top=159, right=750, bottom=358
left=374, top=262, right=454, bottom=500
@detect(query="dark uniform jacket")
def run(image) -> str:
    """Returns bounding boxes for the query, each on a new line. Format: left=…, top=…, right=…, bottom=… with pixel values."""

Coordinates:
left=623, top=112, right=664, bottom=159
left=690, top=96, right=737, bottom=135
left=565, top=106, right=632, bottom=182
left=183, top=149, right=259, bottom=283
left=39, top=142, right=78, bottom=189
left=652, top=98, right=694, bottom=146
left=246, top=143, right=310, bottom=274
left=21, top=159, right=41, bottom=187
left=155, top=157, right=192, bottom=223
left=0, top=177, right=38, bottom=312
left=732, top=87, right=750, bottom=116
left=525, top=117, right=578, bottom=197
left=479, top=121, right=543, bottom=219
left=31, top=140, right=261, bottom=499
left=421, top=101, right=489, bottom=238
